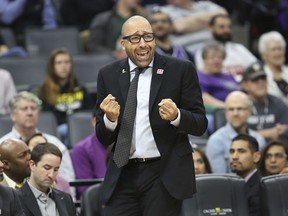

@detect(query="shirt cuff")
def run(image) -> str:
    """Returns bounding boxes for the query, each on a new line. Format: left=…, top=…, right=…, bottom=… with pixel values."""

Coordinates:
left=170, top=109, right=180, bottom=127
left=104, top=114, right=117, bottom=131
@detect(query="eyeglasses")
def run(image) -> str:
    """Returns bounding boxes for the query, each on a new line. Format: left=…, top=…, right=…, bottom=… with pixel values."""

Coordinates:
left=265, top=153, right=287, bottom=160
left=226, top=107, right=249, bottom=112
left=122, top=33, right=154, bottom=44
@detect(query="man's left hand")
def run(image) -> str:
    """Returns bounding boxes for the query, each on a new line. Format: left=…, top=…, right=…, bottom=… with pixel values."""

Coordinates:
left=158, top=99, right=178, bottom=121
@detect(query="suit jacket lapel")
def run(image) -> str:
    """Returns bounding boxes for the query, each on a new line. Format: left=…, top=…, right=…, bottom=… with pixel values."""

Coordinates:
left=53, top=190, right=69, bottom=216
left=21, top=182, right=42, bottom=216
left=149, top=54, right=166, bottom=113
left=118, top=59, right=130, bottom=103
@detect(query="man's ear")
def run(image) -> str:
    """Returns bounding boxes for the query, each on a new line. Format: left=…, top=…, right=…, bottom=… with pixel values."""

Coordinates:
left=29, top=160, right=35, bottom=172
left=253, top=152, right=261, bottom=164
left=120, top=39, right=125, bottom=50
left=2, top=160, right=10, bottom=170
left=10, top=112, right=16, bottom=123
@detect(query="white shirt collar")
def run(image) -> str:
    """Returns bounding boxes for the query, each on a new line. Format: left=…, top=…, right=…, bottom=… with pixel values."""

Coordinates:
left=128, top=58, right=154, bottom=72
left=244, top=168, right=258, bottom=182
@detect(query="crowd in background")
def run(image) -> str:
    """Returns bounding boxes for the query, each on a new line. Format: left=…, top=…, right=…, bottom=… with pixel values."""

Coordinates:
left=0, top=0, right=288, bottom=215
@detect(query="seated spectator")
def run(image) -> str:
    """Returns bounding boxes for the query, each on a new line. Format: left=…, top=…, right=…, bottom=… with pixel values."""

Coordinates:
left=38, top=48, right=94, bottom=146
left=258, top=31, right=288, bottom=105
left=159, top=0, right=227, bottom=35
left=206, top=91, right=266, bottom=173
left=150, top=10, right=193, bottom=62
left=0, top=91, right=76, bottom=182
left=60, top=0, right=114, bottom=32
left=198, top=41, right=240, bottom=109
left=195, top=14, right=258, bottom=82
left=0, top=28, right=26, bottom=58
left=192, top=147, right=212, bottom=174
left=0, top=0, right=26, bottom=25
left=157, top=0, right=227, bottom=49
left=0, top=155, right=25, bottom=215
left=259, top=140, right=288, bottom=176
left=0, top=138, right=31, bottom=188
left=198, top=41, right=240, bottom=133
left=229, top=134, right=261, bottom=216
left=89, top=0, right=148, bottom=58
left=16, top=143, right=77, bottom=216
left=0, top=69, right=17, bottom=115
left=26, top=133, right=72, bottom=195
left=0, top=0, right=62, bottom=46
left=71, top=109, right=107, bottom=198
left=237, top=0, right=282, bottom=55
left=61, top=0, right=115, bottom=51
left=241, top=62, right=288, bottom=142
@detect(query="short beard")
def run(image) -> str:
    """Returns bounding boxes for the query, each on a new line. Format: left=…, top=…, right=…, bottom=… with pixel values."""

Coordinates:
left=155, top=34, right=169, bottom=41
left=231, top=168, right=246, bottom=178
left=213, top=33, right=232, bottom=43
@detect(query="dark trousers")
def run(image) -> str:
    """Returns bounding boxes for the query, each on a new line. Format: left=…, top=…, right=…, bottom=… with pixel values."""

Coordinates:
left=103, top=160, right=182, bottom=216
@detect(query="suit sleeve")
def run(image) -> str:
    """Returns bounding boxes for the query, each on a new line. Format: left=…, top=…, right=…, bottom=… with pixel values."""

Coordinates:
left=177, top=60, right=208, bottom=136
left=95, top=67, right=119, bottom=147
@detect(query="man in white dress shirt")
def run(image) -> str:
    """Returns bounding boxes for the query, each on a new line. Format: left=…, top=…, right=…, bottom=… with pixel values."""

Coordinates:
left=0, top=91, right=75, bottom=182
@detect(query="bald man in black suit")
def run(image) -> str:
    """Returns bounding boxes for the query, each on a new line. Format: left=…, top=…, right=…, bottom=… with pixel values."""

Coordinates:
left=95, top=15, right=207, bottom=216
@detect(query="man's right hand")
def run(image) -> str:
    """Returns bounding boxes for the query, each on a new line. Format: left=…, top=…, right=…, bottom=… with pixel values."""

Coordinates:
left=100, top=94, right=120, bottom=122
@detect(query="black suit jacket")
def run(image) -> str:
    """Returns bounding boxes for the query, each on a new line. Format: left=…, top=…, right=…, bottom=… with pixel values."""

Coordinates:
left=95, top=53, right=207, bottom=203
left=245, top=170, right=262, bottom=216
left=16, top=182, right=76, bottom=216
left=0, top=185, right=25, bottom=216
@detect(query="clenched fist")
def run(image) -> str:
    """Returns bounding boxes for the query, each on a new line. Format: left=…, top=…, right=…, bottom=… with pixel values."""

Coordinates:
left=158, top=98, right=178, bottom=121
left=100, top=94, right=120, bottom=122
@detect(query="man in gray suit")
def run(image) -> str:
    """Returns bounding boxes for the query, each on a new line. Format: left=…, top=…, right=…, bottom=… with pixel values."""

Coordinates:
left=0, top=153, right=25, bottom=216
left=17, top=143, right=76, bottom=216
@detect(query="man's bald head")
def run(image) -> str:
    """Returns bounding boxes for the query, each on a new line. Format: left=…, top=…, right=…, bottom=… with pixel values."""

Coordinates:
left=121, top=15, right=152, bottom=36
left=225, top=91, right=252, bottom=108
left=0, top=138, right=28, bottom=160
left=0, top=138, right=31, bottom=183
left=120, top=15, right=156, bottom=68
left=224, top=91, right=252, bottom=132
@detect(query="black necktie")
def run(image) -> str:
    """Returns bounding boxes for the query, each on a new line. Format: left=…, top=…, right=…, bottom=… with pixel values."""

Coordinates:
left=113, top=67, right=143, bottom=168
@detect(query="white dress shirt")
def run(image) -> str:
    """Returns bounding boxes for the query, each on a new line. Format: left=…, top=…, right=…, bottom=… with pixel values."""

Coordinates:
left=104, top=59, right=181, bottom=159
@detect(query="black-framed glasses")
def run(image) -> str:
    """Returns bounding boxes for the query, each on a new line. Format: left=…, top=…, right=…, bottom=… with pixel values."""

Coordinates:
left=226, top=107, right=249, bottom=112
left=122, top=33, right=154, bottom=44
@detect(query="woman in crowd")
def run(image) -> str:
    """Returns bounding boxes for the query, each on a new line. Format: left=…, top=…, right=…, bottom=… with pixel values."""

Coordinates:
left=258, top=31, right=288, bottom=105
left=192, top=147, right=212, bottom=174
left=197, top=41, right=240, bottom=133
left=38, top=48, right=94, bottom=145
left=198, top=41, right=240, bottom=109
left=259, top=140, right=288, bottom=176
